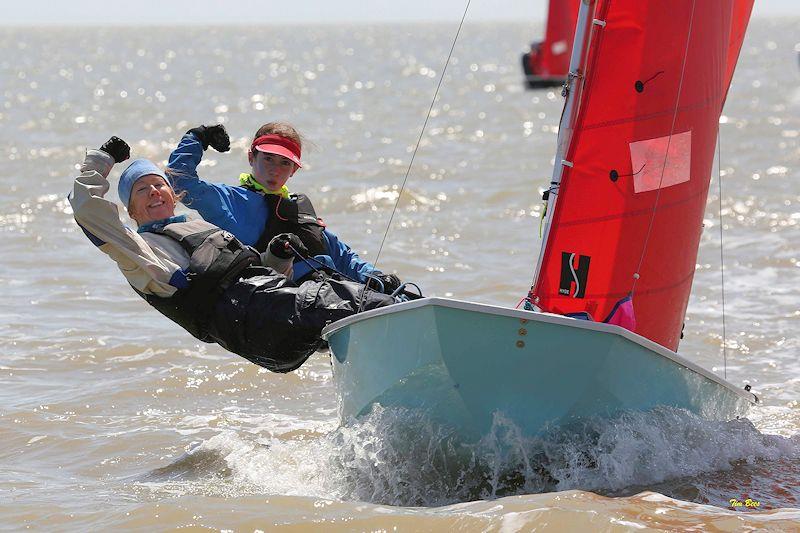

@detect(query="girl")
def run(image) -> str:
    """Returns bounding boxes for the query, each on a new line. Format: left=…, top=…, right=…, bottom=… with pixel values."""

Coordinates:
left=167, top=122, right=402, bottom=293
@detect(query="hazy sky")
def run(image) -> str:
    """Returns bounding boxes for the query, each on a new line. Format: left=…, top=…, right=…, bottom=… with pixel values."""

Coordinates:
left=2, top=0, right=797, bottom=25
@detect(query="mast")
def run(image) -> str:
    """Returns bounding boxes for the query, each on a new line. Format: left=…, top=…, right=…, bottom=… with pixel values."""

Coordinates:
left=530, top=0, right=597, bottom=303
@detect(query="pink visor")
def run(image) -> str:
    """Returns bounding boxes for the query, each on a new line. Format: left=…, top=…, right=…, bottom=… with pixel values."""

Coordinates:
left=251, top=134, right=302, bottom=167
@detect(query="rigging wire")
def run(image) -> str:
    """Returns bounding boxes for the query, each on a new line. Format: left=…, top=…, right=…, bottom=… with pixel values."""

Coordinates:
left=715, top=0, right=729, bottom=379
left=370, top=0, right=472, bottom=274
left=631, top=0, right=696, bottom=295
left=717, top=130, right=728, bottom=380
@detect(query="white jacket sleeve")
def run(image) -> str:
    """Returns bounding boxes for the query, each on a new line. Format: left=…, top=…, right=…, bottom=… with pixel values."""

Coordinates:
left=69, top=149, right=180, bottom=297
left=261, top=249, right=294, bottom=279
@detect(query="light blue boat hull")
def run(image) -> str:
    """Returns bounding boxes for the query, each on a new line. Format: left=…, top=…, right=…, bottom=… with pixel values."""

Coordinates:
left=322, top=298, right=754, bottom=441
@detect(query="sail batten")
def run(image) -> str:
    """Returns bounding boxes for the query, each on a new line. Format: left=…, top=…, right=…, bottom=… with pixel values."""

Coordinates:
left=530, top=0, right=755, bottom=351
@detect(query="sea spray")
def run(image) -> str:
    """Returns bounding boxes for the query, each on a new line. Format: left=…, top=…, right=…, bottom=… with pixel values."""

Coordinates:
left=137, top=405, right=800, bottom=508
left=539, top=407, right=797, bottom=492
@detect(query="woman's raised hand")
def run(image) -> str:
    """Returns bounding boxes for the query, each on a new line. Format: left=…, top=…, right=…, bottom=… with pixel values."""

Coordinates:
left=187, top=124, right=230, bottom=153
left=99, top=136, right=131, bottom=163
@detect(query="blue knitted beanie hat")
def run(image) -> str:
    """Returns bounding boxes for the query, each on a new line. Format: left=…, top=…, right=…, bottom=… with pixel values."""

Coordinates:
left=118, top=159, right=167, bottom=208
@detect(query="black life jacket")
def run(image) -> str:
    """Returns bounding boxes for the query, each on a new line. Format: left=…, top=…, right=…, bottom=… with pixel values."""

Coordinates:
left=135, top=220, right=261, bottom=342
left=253, top=193, right=327, bottom=257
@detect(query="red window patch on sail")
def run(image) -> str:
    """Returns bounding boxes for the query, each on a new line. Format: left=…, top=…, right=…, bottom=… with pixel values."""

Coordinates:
left=630, top=130, right=692, bottom=194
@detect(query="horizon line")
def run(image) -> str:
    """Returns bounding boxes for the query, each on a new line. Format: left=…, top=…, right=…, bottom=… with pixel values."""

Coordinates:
left=0, top=13, right=796, bottom=27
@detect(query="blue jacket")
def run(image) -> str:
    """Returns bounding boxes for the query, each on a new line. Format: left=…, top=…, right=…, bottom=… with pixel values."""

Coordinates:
left=167, top=132, right=378, bottom=283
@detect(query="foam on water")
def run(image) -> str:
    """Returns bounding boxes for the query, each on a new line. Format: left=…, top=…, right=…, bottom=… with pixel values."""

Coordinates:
left=136, top=405, right=800, bottom=509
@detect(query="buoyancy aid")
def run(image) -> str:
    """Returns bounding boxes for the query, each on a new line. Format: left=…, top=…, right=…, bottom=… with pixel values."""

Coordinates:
left=135, top=219, right=262, bottom=342
left=253, top=193, right=327, bottom=257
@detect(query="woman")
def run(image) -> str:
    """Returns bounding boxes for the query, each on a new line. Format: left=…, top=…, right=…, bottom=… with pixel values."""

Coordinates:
left=167, top=122, right=403, bottom=292
left=69, top=136, right=395, bottom=372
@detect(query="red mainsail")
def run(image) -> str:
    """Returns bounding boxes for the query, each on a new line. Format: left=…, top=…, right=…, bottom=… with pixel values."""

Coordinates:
left=525, top=0, right=581, bottom=81
left=539, top=0, right=581, bottom=77
left=530, top=0, right=754, bottom=351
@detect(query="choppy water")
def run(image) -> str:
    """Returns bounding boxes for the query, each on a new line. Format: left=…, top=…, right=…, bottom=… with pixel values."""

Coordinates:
left=1, top=18, right=799, bottom=531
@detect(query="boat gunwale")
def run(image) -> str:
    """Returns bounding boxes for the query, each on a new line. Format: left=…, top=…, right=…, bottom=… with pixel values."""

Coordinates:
left=322, top=297, right=757, bottom=404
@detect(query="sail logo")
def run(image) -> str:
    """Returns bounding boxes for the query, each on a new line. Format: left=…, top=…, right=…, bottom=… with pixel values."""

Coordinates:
left=559, top=252, right=590, bottom=298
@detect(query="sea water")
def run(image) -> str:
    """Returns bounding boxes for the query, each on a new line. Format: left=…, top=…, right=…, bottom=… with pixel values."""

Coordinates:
left=1, top=19, right=799, bottom=530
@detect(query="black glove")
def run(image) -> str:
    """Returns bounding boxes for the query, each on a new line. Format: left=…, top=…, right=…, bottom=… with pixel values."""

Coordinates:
left=99, top=136, right=130, bottom=163
left=187, top=124, right=230, bottom=152
left=371, top=272, right=402, bottom=294
left=268, top=233, right=309, bottom=259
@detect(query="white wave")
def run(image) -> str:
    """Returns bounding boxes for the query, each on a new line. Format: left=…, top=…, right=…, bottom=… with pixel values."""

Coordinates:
left=143, top=405, right=799, bottom=508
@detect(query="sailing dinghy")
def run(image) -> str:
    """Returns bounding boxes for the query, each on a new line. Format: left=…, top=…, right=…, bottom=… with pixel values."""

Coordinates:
left=323, top=0, right=758, bottom=441
left=521, top=0, right=580, bottom=88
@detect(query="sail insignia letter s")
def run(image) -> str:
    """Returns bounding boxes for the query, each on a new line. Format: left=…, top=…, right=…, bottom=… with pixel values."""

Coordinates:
left=559, top=252, right=590, bottom=298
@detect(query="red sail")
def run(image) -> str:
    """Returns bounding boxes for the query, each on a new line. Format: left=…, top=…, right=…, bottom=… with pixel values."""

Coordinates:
left=526, top=0, right=581, bottom=79
left=531, top=0, right=754, bottom=351
left=539, top=0, right=581, bottom=76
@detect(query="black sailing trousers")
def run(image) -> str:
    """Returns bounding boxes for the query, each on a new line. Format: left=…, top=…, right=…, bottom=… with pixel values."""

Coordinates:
left=207, top=266, right=395, bottom=372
